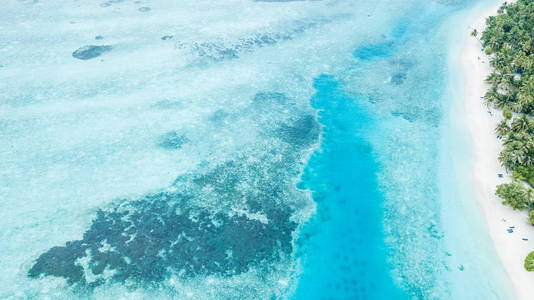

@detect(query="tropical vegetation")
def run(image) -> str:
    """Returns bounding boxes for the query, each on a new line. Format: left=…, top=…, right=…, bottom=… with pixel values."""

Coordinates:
left=525, top=251, right=534, bottom=272
left=476, top=0, right=534, bottom=271
left=495, top=181, right=531, bottom=211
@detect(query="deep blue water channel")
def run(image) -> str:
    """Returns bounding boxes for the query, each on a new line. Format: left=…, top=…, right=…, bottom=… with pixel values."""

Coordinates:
left=293, top=76, right=406, bottom=299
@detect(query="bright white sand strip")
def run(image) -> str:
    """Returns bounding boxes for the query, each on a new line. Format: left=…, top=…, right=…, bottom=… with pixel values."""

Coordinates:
left=463, top=1, right=534, bottom=299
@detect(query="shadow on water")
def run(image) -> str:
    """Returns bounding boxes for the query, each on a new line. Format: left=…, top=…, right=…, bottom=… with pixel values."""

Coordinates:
left=293, top=75, right=406, bottom=299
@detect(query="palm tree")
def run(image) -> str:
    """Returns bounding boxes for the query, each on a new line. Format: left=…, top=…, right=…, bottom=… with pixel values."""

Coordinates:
left=518, top=78, right=534, bottom=113
left=527, top=188, right=534, bottom=209
left=512, top=114, right=531, bottom=133
left=499, top=148, right=521, bottom=170
left=484, top=87, right=502, bottom=107
left=486, top=72, right=504, bottom=86
left=500, top=132, right=534, bottom=169
left=496, top=119, right=511, bottom=136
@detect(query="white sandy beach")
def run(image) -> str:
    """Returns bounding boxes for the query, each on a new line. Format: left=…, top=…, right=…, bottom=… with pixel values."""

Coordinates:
left=463, top=2, right=534, bottom=299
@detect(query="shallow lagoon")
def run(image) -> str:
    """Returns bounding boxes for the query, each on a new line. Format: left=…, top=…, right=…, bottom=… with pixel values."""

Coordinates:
left=0, top=0, right=513, bottom=298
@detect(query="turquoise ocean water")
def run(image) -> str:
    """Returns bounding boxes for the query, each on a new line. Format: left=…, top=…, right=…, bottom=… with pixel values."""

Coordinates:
left=292, top=76, right=406, bottom=299
left=0, top=0, right=514, bottom=298
left=293, top=1, right=514, bottom=298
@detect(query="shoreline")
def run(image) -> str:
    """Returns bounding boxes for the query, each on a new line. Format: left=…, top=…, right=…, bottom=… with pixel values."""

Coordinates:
left=462, top=1, right=534, bottom=299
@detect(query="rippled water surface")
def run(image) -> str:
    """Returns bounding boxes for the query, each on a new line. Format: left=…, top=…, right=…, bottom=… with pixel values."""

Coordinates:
left=0, top=0, right=513, bottom=299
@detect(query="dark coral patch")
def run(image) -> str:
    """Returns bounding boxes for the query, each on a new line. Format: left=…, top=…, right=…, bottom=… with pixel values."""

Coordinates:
left=390, top=72, right=407, bottom=85
left=28, top=152, right=304, bottom=288
left=29, top=241, right=86, bottom=284
left=278, top=115, right=320, bottom=147
left=72, top=45, right=112, bottom=60
left=29, top=191, right=296, bottom=287
left=158, top=131, right=187, bottom=150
